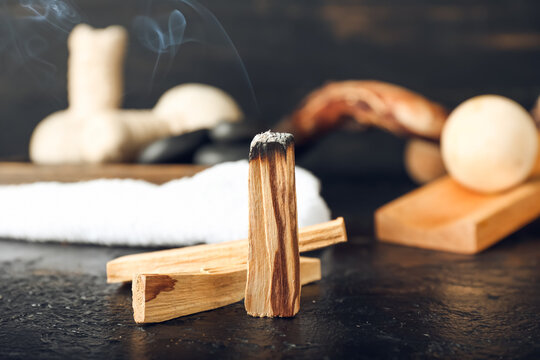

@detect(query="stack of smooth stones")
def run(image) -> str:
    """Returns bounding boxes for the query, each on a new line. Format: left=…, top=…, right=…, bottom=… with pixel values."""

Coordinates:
left=138, top=120, right=263, bottom=165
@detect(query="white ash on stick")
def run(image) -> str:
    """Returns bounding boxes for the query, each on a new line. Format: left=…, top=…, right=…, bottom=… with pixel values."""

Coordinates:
left=245, top=131, right=301, bottom=317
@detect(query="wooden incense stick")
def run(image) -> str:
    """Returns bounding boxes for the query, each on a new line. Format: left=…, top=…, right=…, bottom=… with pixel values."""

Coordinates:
left=133, top=257, right=321, bottom=324
left=245, top=131, right=300, bottom=317
left=107, top=217, right=347, bottom=283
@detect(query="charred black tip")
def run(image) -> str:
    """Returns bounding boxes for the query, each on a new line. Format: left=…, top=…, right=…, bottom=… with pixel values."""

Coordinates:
left=249, top=131, right=294, bottom=161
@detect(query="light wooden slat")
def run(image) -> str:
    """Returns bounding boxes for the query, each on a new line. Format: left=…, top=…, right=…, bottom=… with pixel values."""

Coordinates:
left=376, top=176, right=540, bottom=254
left=107, top=217, right=347, bottom=283
left=133, top=257, right=321, bottom=324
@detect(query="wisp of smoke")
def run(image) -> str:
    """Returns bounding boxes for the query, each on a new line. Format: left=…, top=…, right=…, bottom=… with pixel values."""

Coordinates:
left=133, top=9, right=187, bottom=78
left=0, top=0, right=83, bottom=101
left=0, top=0, right=258, bottom=115
left=133, top=0, right=259, bottom=116
left=19, top=0, right=81, bottom=33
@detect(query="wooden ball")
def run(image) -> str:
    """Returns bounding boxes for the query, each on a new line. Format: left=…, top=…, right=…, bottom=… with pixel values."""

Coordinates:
left=154, top=84, right=244, bottom=133
left=441, top=95, right=538, bottom=193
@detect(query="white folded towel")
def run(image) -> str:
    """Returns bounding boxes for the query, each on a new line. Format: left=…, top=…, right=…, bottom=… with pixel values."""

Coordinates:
left=0, top=160, right=330, bottom=246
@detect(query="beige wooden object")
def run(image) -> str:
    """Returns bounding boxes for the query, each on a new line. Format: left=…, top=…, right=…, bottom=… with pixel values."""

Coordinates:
left=68, top=24, right=127, bottom=112
left=133, top=257, right=321, bottom=324
left=376, top=175, right=540, bottom=254
left=30, top=24, right=128, bottom=164
left=30, top=111, right=90, bottom=164
left=404, top=139, right=446, bottom=184
left=245, top=132, right=300, bottom=317
left=80, top=110, right=172, bottom=163
left=441, top=96, right=538, bottom=193
left=107, top=217, right=347, bottom=283
left=30, top=24, right=243, bottom=165
left=153, top=83, right=244, bottom=133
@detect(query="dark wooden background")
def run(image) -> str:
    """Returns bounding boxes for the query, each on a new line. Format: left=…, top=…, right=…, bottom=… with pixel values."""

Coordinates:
left=1, top=0, right=539, bottom=160
left=1, top=4, right=539, bottom=357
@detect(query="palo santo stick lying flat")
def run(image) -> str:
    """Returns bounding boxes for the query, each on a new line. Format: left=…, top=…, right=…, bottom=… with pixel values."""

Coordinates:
left=245, top=131, right=300, bottom=317
left=107, top=217, right=347, bottom=283
left=133, top=257, right=321, bottom=324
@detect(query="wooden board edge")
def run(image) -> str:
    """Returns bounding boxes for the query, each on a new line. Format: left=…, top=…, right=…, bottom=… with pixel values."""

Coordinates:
left=375, top=208, right=480, bottom=254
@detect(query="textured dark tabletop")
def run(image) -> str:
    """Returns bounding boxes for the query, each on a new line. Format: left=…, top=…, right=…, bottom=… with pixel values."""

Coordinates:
left=0, top=177, right=539, bottom=359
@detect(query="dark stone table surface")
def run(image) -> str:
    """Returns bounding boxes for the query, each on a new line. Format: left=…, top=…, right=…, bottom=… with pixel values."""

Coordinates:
left=0, top=177, right=539, bottom=359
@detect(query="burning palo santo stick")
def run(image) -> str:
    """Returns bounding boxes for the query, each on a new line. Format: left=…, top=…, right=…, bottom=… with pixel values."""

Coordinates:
left=107, top=217, right=347, bottom=283
left=245, top=131, right=300, bottom=317
left=133, top=257, right=321, bottom=324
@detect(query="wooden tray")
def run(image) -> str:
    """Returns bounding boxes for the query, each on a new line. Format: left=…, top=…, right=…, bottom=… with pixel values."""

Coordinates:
left=0, top=162, right=206, bottom=185
left=376, top=176, right=540, bottom=254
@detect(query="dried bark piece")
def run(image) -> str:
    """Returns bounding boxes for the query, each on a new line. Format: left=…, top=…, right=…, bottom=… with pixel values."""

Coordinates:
left=288, top=80, right=448, bottom=142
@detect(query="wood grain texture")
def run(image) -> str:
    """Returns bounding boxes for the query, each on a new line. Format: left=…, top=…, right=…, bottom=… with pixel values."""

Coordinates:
left=0, top=162, right=206, bottom=185
left=132, top=257, right=321, bottom=324
left=107, top=217, right=347, bottom=283
left=246, top=133, right=300, bottom=317
left=376, top=176, right=540, bottom=254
